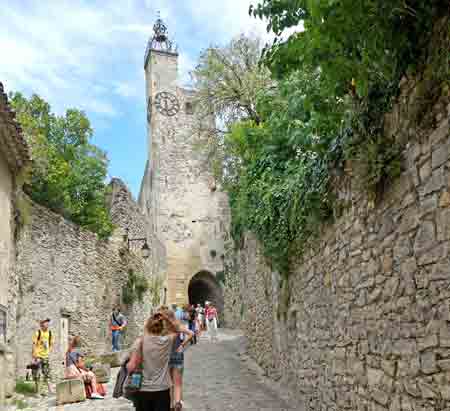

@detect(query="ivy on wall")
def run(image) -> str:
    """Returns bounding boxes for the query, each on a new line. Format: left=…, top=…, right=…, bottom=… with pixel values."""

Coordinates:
left=122, top=269, right=149, bottom=305
left=148, top=276, right=163, bottom=308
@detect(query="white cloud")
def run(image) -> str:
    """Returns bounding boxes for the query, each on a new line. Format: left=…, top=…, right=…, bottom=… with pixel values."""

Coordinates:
left=0, top=1, right=147, bottom=116
left=0, top=0, right=300, bottom=118
left=178, top=53, right=196, bottom=87
left=84, top=100, right=119, bottom=117
left=114, top=82, right=140, bottom=99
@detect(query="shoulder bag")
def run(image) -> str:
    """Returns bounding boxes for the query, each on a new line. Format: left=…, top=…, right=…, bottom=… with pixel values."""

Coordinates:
left=123, top=338, right=144, bottom=399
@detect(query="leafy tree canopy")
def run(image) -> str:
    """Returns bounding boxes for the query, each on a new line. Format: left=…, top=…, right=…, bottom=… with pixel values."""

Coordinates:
left=250, top=0, right=447, bottom=96
left=10, top=92, right=114, bottom=238
left=191, top=35, right=274, bottom=180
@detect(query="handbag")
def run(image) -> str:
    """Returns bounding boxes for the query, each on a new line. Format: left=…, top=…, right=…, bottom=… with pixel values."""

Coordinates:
left=123, top=338, right=144, bottom=399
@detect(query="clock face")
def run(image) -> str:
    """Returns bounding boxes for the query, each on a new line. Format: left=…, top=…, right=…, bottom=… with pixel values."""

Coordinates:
left=154, top=91, right=180, bottom=117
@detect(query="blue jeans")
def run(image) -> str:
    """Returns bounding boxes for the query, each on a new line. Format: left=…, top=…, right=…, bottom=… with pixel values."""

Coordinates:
left=112, top=330, right=121, bottom=351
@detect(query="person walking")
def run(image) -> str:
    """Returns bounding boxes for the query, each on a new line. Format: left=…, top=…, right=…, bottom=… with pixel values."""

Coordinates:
left=174, top=305, right=183, bottom=322
left=187, top=305, right=197, bottom=345
left=110, top=306, right=127, bottom=352
left=205, top=302, right=219, bottom=342
left=65, top=336, right=104, bottom=399
left=126, top=311, right=181, bottom=411
left=194, top=310, right=202, bottom=341
left=195, top=304, right=205, bottom=332
left=167, top=310, right=194, bottom=411
left=31, top=318, right=53, bottom=395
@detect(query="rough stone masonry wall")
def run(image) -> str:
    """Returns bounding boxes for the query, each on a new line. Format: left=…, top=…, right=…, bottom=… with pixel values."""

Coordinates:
left=225, top=80, right=450, bottom=409
left=15, top=179, right=153, bottom=378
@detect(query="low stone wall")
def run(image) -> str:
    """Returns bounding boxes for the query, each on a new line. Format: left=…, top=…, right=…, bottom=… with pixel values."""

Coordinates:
left=225, top=85, right=450, bottom=408
left=15, top=179, right=154, bottom=379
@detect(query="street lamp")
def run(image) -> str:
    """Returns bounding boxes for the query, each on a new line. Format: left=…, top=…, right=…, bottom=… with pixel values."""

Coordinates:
left=124, top=228, right=150, bottom=259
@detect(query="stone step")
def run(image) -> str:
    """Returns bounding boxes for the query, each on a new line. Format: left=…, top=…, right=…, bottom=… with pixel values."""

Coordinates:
left=91, top=363, right=111, bottom=384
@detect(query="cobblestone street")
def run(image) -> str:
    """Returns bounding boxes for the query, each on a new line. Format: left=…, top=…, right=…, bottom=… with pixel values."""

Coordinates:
left=21, top=330, right=291, bottom=411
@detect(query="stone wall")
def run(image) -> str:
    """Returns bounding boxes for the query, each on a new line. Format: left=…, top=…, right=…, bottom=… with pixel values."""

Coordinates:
left=225, top=77, right=450, bottom=408
left=0, top=81, right=30, bottom=397
left=15, top=179, right=154, bottom=378
left=0, top=148, right=14, bottom=339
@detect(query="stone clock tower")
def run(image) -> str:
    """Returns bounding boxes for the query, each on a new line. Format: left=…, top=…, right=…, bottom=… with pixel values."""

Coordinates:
left=139, top=17, right=230, bottom=310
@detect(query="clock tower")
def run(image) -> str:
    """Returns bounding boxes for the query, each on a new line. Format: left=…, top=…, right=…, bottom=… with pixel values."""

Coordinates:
left=140, top=17, right=231, bottom=309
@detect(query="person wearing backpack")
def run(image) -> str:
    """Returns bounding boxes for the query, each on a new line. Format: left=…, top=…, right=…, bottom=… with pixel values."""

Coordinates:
left=110, top=306, right=127, bottom=352
left=31, top=318, right=54, bottom=395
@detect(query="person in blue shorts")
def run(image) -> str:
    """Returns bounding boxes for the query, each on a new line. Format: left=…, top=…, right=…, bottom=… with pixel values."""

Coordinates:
left=167, top=309, right=194, bottom=411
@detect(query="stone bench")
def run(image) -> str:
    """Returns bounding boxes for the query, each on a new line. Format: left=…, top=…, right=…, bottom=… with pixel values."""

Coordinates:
left=91, top=363, right=111, bottom=384
left=87, top=350, right=129, bottom=368
left=56, top=379, right=86, bottom=405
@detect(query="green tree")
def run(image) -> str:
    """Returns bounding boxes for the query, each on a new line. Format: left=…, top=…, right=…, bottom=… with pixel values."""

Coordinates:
left=250, top=0, right=447, bottom=94
left=191, top=35, right=273, bottom=181
left=10, top=92, right=114, bottom=238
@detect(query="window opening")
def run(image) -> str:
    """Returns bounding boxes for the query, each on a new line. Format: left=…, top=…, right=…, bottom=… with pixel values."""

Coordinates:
left=185, top=102, right=194, bottom=115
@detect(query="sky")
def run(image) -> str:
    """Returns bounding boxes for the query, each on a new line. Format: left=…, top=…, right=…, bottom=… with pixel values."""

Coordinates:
left=0, top=0, right=276, bottom=198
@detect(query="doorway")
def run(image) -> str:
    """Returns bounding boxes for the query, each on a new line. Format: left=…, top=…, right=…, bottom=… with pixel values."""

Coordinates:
left=188, top=270, right=224, bottom=313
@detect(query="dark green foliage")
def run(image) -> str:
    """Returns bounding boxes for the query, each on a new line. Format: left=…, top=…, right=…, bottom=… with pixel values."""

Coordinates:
left=122, top=269, right=149, bottom=305
left=9, top=92, right=114, bottom=238
left=251, top=1, right=447, bottom=93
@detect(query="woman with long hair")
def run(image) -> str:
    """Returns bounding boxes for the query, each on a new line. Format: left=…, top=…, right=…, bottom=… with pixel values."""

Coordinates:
left=65, top=336, right=104, bottom=399
left=127, top=311, right=183, bottom=411
left=167, top=309, right=194, bottom=411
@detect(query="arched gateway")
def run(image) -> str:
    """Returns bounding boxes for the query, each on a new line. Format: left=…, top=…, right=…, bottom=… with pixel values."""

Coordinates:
left=188, top=271, right=224, bottom=314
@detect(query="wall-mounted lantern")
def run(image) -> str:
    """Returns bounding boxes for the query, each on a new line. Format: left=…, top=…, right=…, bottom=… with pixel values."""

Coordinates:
left=124, top=227, right=150, bottom=259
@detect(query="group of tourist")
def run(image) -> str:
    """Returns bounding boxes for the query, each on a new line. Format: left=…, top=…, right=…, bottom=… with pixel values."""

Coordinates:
left=28, top=301, right=220, bottom=410
left=173, top=301, right=219, bottom=343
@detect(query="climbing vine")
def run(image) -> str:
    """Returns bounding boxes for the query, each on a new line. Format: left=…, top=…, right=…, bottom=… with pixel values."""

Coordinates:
left=148, top=276, right=164, bottom=307
left=122, top=269, right=149, bottom=305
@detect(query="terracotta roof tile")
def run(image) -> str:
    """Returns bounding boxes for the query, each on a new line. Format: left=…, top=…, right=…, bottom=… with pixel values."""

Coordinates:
left=0, top=82, right=31, bottom=173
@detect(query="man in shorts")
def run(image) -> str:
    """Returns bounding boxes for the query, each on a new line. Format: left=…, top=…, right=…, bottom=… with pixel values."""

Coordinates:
left=31, top=318, right=53, bottom=395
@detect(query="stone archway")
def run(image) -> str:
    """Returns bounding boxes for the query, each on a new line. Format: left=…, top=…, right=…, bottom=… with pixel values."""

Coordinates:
left=188, top=271, right=224, bottom=314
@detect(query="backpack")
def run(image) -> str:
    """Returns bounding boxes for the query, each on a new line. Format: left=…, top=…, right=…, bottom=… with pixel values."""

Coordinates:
left=37, top=329, right=52, bottom=345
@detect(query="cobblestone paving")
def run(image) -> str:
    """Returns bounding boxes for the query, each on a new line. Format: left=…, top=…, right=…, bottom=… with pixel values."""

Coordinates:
left=16, top=330, right=291, bottom=411
left=183, top=330, right=292, bottom=410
